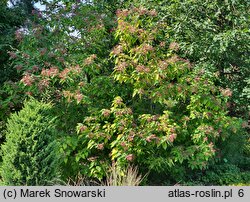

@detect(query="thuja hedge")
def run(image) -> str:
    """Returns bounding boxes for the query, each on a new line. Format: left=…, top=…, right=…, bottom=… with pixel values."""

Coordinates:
left=1, top=99, right=60, bottom=185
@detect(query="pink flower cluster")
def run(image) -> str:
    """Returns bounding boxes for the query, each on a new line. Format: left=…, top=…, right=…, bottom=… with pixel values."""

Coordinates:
left=79, top=125, right=88, bottom=132
left=9, top=52, right=17, bottom=59
left=114, top=97, right=123, bottom=105
left=102, top=109, right=111, bottom=117
left=120, top=141, right=127, bottom=148
left=72, top=65, right=82, bottom=74
left=74, top=90, right=83, bottom=103
left=158, top=60, right=169, bottom=70
left=208, top=142, right=216, bottom=153
left=136, top=44, right=154, bottom=55
left=126, top=154, right=134, bottom=161
left=128, top=133, right=135, bottom=142
left=21, top=74, right=34, bottom=86
left=41, top=66, right=59, bottom=77
left=15, top=65, right=23, bottom=71
left=59, top=68, right=70, bottom=80
left=116, top=7, right=157, bottom=18
left=32, top=65, right=39, bottom=72
left=112, top=45, right=123, bottom=55
left=114, top=108, right=133, bottom=117
left=97, top=143, right=104, bottom=150
left=160, top=41, right=166, bottom=47
left=115, top=61, right=127, bottom=72
left=169, top=42, right=180, bottom=51
left=84, top=54, right=97, bottom=66
left=132, top=7, right=157, bottom=16
left=167, top=55, right=179, bottom=64
left=38, top=79, right=50, bottom=91
left=116, top=9, right=129, bottom=18
left=22, top=53, right=30, bottom=59
left=136, top=64, right=150, bottom=73
left=146, top=134, right=159, bottom=143
left=62, top=90, right=83, bottom=103
left=168, top=133, right=177, bottom=143
left=146, top=115, right=160, bottom=122
left=220, top=88, right=232, bottom=97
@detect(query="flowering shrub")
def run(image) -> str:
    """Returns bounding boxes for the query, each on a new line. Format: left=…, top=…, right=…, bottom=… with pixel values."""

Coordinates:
left=73, top=7, right=242, bottom=180
left=1, top=1, right=247, bottom=184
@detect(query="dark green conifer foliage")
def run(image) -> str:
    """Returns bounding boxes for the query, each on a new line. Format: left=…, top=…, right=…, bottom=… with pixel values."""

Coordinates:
left=1, top=99, right=60, bottom=185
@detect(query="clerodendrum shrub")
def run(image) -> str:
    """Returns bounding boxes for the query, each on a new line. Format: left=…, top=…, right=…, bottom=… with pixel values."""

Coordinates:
left=1, top=99, right=60, bottom=185
left=74, top=7, right=243, bottom=180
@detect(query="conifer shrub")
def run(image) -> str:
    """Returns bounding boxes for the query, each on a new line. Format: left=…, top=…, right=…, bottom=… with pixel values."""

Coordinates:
left=0, top=99, right=60, bottom=185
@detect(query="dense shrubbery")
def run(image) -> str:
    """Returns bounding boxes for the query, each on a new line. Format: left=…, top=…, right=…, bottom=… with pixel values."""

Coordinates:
left=0, top=0, right=249, bottom=185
